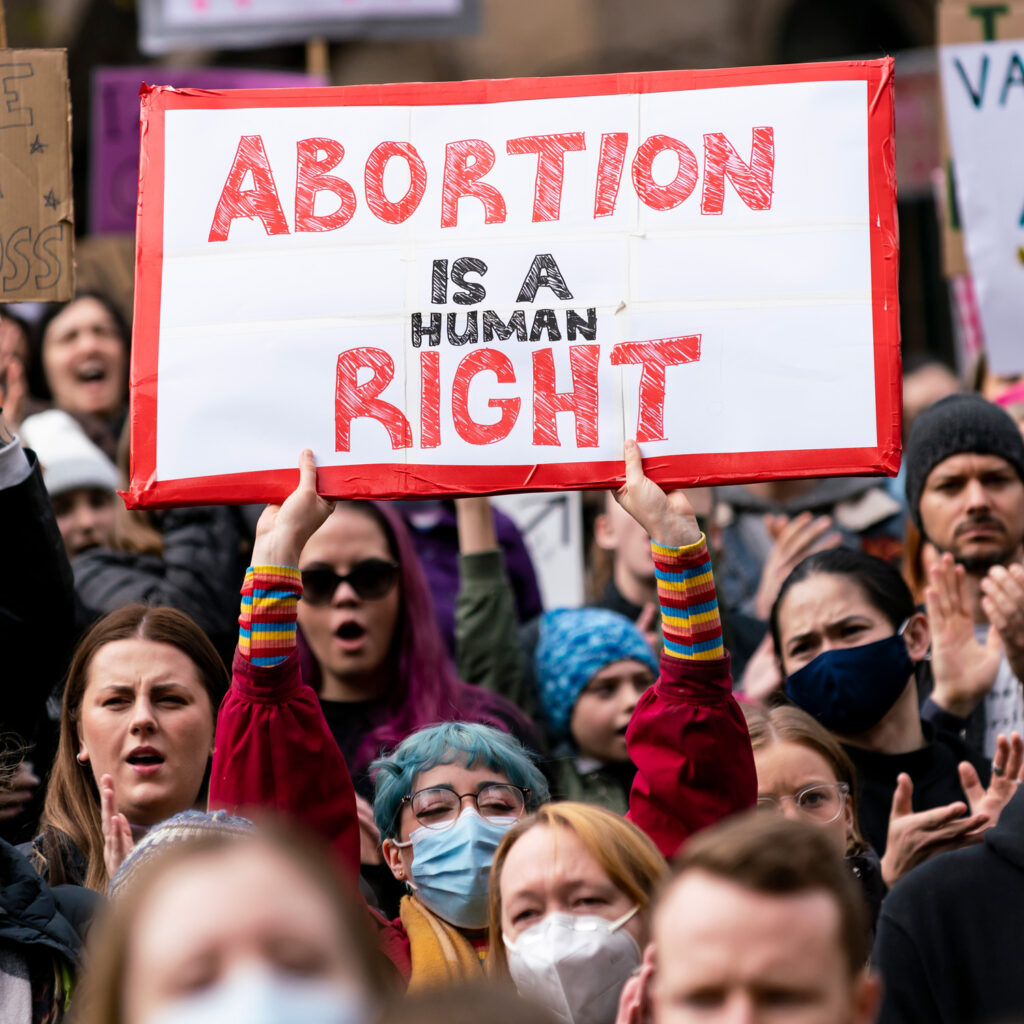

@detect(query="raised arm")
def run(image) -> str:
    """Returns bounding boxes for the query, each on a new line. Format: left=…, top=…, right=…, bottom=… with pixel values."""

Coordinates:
left=618, top=440, right=757, bottom=858
left=454, top=497, right=533, bottom=715
left=208, top=451, right=359, bottom=875
left=0, top=408, right=76, bottom=747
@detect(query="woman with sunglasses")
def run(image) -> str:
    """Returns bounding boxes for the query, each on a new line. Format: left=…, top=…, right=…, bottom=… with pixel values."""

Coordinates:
left=294, top=489, right=535, bottom=799
left=208, top=445, right=756, bottom=988
left=294, top=482, right=536, bottom=911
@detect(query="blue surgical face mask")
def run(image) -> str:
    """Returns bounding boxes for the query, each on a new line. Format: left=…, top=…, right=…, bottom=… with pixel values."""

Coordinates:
left=144, top=966, right=368, bottom=1024
left=784, top=624, right=914, bottom=735
left=393, top=807, right=516, bottom=929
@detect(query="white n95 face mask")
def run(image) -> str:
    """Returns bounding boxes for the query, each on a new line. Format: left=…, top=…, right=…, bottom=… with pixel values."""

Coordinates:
left=504, top=906, right=642, bottom=1024
left=143, top=965, right=369, bottom=1024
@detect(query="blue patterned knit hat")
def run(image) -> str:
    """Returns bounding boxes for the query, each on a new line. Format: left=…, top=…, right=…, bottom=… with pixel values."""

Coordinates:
left=109, top=810, right=255, bottom=897
left=534, top=608, right=658, bottom=740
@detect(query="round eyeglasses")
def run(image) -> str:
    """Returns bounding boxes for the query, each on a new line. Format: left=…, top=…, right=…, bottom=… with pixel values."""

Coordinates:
left=756, top=782, right=850, bottom=825
left=402, top=784, right=530, bottom=831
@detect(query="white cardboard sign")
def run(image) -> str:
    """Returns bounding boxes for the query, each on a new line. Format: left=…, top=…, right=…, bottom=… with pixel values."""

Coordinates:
left=128, top=63, right=899, bottom=507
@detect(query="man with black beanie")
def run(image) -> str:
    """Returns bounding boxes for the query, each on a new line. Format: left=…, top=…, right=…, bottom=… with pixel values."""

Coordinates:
left=905, top=393, right=1024, bottom=758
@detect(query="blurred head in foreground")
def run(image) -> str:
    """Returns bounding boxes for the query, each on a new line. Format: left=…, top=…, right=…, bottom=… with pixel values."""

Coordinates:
left=379, top=981, right=558, bottom=1024
left=652, top=814, right=878, bottom=1024
left=77, top=826, right=388, bottom=1024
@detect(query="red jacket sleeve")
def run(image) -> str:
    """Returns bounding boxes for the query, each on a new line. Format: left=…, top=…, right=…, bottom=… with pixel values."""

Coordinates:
left=209, top=567, right=413, bottom=982
left=208, top=566, right=360, bottom=877
left=626, top=650, right=756, bottom=859
left=626, top=536, right=757, bottom=858
left=210, top=648, right=360, bottom=876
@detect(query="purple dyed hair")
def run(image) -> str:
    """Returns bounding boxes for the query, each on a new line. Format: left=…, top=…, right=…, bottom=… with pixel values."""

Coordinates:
left=297, top=500, right=533, bottom=775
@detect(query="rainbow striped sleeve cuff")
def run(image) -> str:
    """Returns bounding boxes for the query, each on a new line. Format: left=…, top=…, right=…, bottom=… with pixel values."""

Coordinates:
left=652, top=535, right=724, bottom=661
left=239, top=565, right=302, bottom=667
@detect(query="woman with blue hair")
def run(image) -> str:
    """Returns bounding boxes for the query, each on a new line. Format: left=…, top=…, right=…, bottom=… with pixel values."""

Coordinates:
left=372, top=721, right=548, bottom=983
left=207, top=443, right=756, bottom=989
left=204, top=452, right=550, bottom=985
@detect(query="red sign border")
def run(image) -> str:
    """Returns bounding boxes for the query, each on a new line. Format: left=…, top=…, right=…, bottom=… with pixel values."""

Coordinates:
left=128, top=59, right=899, bottom=507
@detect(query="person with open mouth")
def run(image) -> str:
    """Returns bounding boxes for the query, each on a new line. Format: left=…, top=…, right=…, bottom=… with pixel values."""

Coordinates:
left=31, top=604, right=227, bottom=893
left=29, top=293, right=130, bottom=447
left=292, top=483, right=536, bottom=802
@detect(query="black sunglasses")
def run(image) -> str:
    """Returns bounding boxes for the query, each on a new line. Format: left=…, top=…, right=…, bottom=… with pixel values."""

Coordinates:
left=300, top=559, right=400, bottom=604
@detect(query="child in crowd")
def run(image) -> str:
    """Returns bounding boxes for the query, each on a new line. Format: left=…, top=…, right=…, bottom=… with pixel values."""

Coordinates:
left=534, top=609, right=657, bottom=812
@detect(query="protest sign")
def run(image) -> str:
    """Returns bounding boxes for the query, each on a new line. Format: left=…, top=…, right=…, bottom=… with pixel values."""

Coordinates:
left=137, top=0, right=477, bottom=55
left=939, top=36, right=1024, bottom=374
left=0, top=50, right=73, bottom=302
left=893, top=49, right=941, bottom=201
left=91, top=67, right=327, bottom=235
left=127, top=61, right=899, bottom=508
left=937, top=2, right=1024, bottom=277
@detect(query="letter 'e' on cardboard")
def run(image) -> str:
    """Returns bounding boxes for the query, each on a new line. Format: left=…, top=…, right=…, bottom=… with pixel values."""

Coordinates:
left=0, top=49, right=74, bottom=301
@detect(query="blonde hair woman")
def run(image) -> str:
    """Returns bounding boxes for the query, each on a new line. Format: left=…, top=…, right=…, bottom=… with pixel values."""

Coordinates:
left=488, top=802, right=667, bottom=1024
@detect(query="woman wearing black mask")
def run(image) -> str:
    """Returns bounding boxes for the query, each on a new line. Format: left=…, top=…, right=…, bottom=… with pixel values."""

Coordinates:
left=770, top=548, right=1020, bottom=887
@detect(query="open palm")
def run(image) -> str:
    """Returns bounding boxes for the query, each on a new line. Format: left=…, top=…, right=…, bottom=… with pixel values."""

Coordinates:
left=925, top=553, right=1002, bottom=719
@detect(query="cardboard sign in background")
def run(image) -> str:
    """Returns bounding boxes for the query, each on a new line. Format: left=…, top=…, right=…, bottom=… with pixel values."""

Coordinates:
left=939, top=38, right=1024, bottom=375
left=937, top=1, right=1024, bottom=278
left=0, top=50, right=74, bottom=302
left=128, top=61, right=899, bottom=507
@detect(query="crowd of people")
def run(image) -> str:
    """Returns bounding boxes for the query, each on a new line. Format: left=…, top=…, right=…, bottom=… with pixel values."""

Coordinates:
left=2, top=291, right=1024, bottom=1024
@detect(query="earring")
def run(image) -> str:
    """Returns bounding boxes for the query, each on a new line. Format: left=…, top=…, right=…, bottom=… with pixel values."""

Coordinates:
left=76, top=753, right=88, bottom=765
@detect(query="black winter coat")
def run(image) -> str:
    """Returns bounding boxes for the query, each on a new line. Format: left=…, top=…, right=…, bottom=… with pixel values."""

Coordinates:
left=0, top=836, right=99, bottom=1023
left=73, top=504, right=246, bottom=666
left=0, top=452, right=75, bottom=843
left=0, top=453, right=74, bottom=747
left=873, top=784, right=1024, bottom=1024
left=0, top=838, right=96, bottom=964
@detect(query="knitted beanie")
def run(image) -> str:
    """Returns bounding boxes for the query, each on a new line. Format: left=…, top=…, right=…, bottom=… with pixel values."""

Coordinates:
left=109, top=810, right=255, bottom=897
left=534, top=607, right=658, bottom=741
left=19, top=409, right=118, bottom=497
left=904, top=393, right=1024, bottom=531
